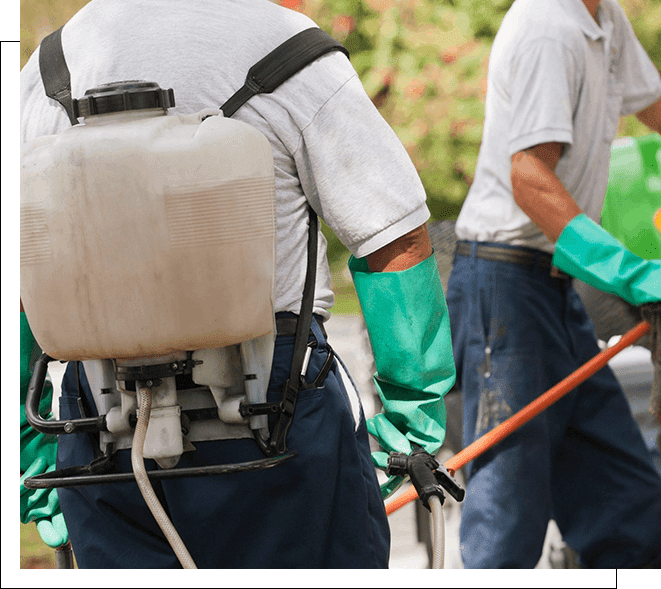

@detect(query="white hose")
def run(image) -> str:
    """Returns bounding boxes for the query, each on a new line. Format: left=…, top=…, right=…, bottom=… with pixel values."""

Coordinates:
left=429, top=495, right=445, bottom=569
left=132, top=386, right=197, bottom=569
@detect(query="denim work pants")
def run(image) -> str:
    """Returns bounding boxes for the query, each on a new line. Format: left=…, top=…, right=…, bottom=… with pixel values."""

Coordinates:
left=446, top=242, right=661, bottom=568
left=56, top=315, right=389, bottom=568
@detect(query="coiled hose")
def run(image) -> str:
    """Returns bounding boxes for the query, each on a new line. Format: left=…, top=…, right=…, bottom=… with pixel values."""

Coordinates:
left=131, top=386, right=197, bottom=569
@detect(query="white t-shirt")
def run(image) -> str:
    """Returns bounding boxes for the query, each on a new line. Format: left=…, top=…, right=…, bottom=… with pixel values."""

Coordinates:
left=20, top=0, right=430, bottom=319
left=455, top=0, right=661, bottom=253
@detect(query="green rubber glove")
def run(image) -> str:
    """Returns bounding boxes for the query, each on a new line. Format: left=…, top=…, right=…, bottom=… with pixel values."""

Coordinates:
left=20, top=460, right=69, bottom=548
left=553, top=214, right=661, bottom=307
left=20, top=312, right=68, bottom=548
left=349, top=253, right=456, bottom=498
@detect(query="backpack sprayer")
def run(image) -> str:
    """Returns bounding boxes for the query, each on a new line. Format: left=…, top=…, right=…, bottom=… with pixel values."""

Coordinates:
left=22, top=27, right=348, bottom=569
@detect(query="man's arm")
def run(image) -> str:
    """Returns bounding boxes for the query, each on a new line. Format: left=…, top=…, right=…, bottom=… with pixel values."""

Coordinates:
left=636, top=97, right=661, bottom=134
left=350, top=221, right=455, bottom=496
left=511, top=142, right=660, bottom=307
left=510, top=142, right=582, bottom=242
left=366, top=224, right=432, bottom=272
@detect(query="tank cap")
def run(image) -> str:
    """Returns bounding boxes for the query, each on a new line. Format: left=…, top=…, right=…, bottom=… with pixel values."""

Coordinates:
left=73, top=80, right=175, bottom=118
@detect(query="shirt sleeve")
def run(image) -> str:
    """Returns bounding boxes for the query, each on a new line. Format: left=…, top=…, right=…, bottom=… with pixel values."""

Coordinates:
left=293, top=75, right=430, bottom=259
left=614, top=9, right=661, bottom=116
left=507, top=38, right=580, bottom=156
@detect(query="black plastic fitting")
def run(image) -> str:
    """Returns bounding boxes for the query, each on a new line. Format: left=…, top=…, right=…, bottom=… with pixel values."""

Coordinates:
left=387, top=447, right=465, bottom=511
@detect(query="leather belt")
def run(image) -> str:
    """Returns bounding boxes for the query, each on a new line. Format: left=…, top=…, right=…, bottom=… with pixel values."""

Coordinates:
left=455, top=242, right=571, bottom=279
left=276, top=314, right=327, bottom=339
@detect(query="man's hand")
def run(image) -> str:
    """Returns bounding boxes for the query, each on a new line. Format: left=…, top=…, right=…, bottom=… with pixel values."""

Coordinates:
left=509, top=142, right=660, bottom=307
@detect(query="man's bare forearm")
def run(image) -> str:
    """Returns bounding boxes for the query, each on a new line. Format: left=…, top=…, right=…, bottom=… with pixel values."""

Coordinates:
left=366, top=224, right=432, bottom=272
left=511, top=144, right=583, bottom=243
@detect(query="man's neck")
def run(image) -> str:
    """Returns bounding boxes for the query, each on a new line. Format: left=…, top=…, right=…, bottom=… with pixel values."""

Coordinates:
left=583, top=0, right=601, bottom=23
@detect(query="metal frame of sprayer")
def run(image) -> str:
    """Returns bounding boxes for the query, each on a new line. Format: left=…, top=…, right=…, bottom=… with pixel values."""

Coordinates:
left=24, top=338, right=297, bottom=491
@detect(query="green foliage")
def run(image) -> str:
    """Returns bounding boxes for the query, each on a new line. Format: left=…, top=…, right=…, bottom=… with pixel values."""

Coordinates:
left=625, top=0, right=661, bottom=65
left=447, top=0, right=515, bottom=40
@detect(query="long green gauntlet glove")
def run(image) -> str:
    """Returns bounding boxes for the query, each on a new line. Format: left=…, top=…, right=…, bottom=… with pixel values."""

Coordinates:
left=20, top=312, right=69, bottom=548
left=553, top=214, right=661, bottom=306
left=349, top=253, right=456, bottom=498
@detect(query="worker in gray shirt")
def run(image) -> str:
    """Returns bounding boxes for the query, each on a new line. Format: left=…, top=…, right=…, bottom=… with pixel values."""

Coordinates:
left=448, top=0, right=661, bottom=568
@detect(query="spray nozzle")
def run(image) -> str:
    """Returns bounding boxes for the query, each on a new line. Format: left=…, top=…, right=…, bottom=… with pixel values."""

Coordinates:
left=386, top=447, right=465, bottom=511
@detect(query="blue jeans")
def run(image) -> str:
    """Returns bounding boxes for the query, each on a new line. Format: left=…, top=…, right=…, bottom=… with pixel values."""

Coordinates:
left=56, top=316, right=389, bottom=568
left=446, top=242, right=661, bottom=568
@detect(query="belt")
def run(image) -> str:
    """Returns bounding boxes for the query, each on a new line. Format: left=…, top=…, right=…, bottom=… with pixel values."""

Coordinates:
left=455, top=242, right=571, bottom=279
left=275, top=314, right=327, bottom=339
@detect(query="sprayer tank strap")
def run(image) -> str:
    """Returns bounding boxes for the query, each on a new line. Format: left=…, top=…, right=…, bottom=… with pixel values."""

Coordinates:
left=39, top=26, right=349, bottom=125
left=38, top=27, right=79, bottom=126
left=220, top=27, right=349, bottom=117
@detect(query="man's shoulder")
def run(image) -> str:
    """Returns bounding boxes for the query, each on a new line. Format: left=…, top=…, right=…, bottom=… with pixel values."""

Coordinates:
left=600, top=0, right=632, bottom=26
left=497, top=0, right=586, bottom=51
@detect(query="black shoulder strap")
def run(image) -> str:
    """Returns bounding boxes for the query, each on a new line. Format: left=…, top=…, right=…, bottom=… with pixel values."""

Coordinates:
left=265, top=208, right=318, bottom=456
left=218, top=28, right=348, bottom=456
left=39, top=26, right=79, bottom=126
left=220, top=27, right=349, bottom=117
left=38, top=26, right=349, bottom=124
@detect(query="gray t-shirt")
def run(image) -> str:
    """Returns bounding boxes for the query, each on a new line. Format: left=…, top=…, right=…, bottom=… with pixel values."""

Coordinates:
left=20, top=0, right=430, bottom=319
left=455, top=0, right=661, bottom=253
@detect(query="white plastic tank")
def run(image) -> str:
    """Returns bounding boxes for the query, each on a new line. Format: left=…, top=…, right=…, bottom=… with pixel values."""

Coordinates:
left=21, top=81, right=276, bottom=361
